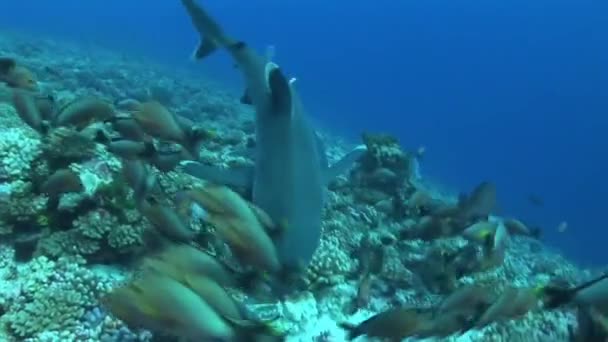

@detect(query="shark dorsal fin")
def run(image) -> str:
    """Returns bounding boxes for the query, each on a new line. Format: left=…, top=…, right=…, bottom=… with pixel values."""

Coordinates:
left=265, top=62, right=292, bottom=116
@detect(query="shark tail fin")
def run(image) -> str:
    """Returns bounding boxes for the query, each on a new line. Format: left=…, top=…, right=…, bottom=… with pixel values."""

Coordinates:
left=191, top=37, right=220, bottom=60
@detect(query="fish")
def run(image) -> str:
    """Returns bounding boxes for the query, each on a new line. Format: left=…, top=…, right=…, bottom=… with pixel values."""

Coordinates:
left=408, top=189, right=435, bottom=213
left=107, top=116, right=149, bottom=142
left=102, top=272, right=235, bottom=340
left=541, top=273, right=608, bottom=312
left=589, top=307, right=608, bottom=333
left=109, top=135, right=187, bottom=172
left=107, top=139, right=157, bottom=160
left=556, top=221, right=568, bottom=233
left=141, top=250, right=283, bottom=340
left=338, top=306, right=434, bottom=340
left=183, top=273, right=244, bottom=320
left=142, top=244, right=236, bottom=287
left=11, top=88, right=48, bottom=134
left=354, top=273, right=373, bottom=311
left=405, top=215, right=458, bottom=240
left=476, top=222, right=510, bottom=271
left=492, top=222, right=510, bottom=255
left=504, top=218, right=541, bottom=238
left=462, top=221, right=498, bottom=243
left=40, top=169, right=83, bottom=198
left=142, top=255, right=242, bottom=319
left=246, top=201, right=276, bottom=231
left=148, top=148, right=191, bottom=172
left=131, top=101, right=187, bottom=143
left=33, top=93, right=56, bottom=122
left=437, top=284, right=494, bottom=317
left=222, top=315, right=285, bottom=342
left=458, top=181, right=497, bottom=220
left=527, top=193, right=544, bottom=207
left=53, top=97, right=115, bottom=130
left=138, top=195, right=195, bottom=242
left=476, top=287, right=540, bottom=327
left=130, top=101, right=210, bottom=159
left=179, top=185, right=280, bottom=272
left=573, top=305, right=608, bottom=342
left=183, top=125, right=217, bottom=160
left=0, top=58, right=38, bottom=91
left=417, top=310, right=472, bottom=338
left=121, top=159, right=157, bottom=206
left=179, top=0, right=367, bottom=271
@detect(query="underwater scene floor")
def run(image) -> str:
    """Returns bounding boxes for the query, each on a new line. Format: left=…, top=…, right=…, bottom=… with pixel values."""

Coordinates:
left=0, top=27, right=604, bottom=342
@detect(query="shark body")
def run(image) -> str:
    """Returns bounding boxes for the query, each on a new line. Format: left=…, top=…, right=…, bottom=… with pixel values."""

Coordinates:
left=180, top=0, right=366, bottom=269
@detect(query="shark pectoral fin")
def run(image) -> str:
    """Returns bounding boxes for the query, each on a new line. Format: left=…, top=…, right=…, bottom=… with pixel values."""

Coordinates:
left=180, top=161, right=254, bottom=188
left=265, top=62, right=292, bottom=115
left=192, top=37, right=219, bottom=60
left=323, top=144, right=367, bottom=184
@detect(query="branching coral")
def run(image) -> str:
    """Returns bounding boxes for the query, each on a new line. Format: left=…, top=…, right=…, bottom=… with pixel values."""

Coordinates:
left=40, top=127, right=99, bottom=170
left=0, top=127, right=42, bottom=181
left=107, top=223, right=146, bottom=251
left=36, top=230, right=101, bottom=258
left=35, top=208, right=147, bottom=261
left=306, top=236, right=357, bottom=289
left=1, top=256, right=113, bottom=339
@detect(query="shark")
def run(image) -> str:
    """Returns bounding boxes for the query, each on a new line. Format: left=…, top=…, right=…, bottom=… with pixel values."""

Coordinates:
left=179, top=0, right=367, bottom=270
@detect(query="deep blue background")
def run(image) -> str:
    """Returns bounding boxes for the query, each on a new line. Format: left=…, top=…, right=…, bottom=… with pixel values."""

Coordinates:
left=1, top=0, right=606, bottom=266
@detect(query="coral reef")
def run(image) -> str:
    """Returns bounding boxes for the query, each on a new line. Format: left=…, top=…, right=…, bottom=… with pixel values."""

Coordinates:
left=0, top=31, right=596, bottom=342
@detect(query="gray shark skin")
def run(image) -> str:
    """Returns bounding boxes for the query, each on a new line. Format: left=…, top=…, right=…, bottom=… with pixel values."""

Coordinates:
left=180, top=0, right=366, bottom=269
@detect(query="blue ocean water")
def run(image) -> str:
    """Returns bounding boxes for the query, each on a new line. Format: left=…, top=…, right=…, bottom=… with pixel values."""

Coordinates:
left=0, top=0, right=606, bottom=266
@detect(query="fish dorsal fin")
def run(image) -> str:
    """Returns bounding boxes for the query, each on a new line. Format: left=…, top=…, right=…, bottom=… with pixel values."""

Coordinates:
left=192, top=37, right=219, bottom=60
left=265, top=62, right=292, bottom=116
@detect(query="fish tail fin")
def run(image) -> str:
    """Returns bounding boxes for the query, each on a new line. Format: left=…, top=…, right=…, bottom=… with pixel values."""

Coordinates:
left=191, top=37, right=220, bottom=60
left=46, top=196, right=60, bottom=212
left=337, top=322, right=360, bottom=340
left=140, top=141, right=157, bottom=160
left=93, top=129, right=110, bottom=144
left=482, top=231, right=495, bottom=254
left=187, top=126, right=215, bottom=144
left=539, top=285, right=577, bottom=308
left=258, top=319, right=285, bottom=338
left=39, top=121, right=50, bottom=136
left=236, top=269, right=264, bottom=293
left=184, top=126, right=214, bottom=159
